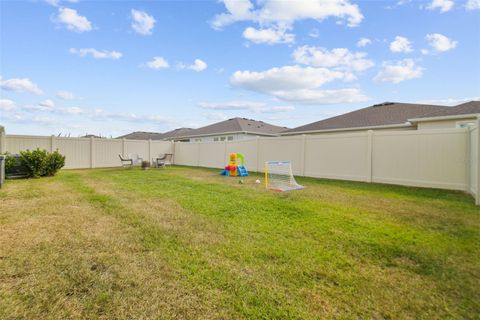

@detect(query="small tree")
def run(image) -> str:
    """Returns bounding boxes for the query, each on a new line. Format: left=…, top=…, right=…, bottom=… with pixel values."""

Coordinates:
left=45, top=150, right=66, bottom=176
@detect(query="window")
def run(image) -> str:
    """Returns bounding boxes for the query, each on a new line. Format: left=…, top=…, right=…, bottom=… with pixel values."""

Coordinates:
left=227, top=136, right=234, bottom=141
left=213, top=137, right=219, bottom=142
left=456, top=121, right=476, bottom=129
left=194, top=138, right=202, bottom=142
left=220, top=137, right=226, bottom=141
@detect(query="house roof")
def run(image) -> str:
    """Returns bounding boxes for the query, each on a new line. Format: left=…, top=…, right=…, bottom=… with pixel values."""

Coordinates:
left=282, top=102, right=451, bottom=135
left=412, top=101, right=480, bottom=120
left=160, top=128, right=193, bottom=140
left=173, top=117, right=288, bottom=139
left=116, top=131, right=165, bottom=140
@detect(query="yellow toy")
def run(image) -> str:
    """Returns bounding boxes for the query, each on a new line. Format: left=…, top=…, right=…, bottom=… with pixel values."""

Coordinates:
left=220, top=153, right=248, bottom=177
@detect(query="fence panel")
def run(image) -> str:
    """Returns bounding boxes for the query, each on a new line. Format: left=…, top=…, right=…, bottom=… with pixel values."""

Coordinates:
left=94, top=138, right=123, bottom=168
left=372, top=129, right=468, bottom=190
left=6, top=135, right=51, bottom=153
left=174, top=142, right=199, bottom=166
left=470, top=127, right=478, bottom=198
left=258, top=136, right=304, bottom=175
left=151, top=141, right=174, bottom=162
left=198, top=142, right=225, bottom=168
left=56, top=137, right=91, bottom=169
left=124, top=140, right=149, bottom=161
left=304, top=132, right=369, bottom=181
left=226, top=139, right=258, bottom=171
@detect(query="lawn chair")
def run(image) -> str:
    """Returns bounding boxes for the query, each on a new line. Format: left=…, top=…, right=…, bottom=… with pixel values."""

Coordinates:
left=128, top=154, right=143, bottom=166
left=118, top=154, right=133, bottom=168
left=154, top=153, right=173, bottom=168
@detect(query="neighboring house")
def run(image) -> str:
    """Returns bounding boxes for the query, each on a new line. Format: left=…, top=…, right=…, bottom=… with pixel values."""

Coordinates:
left=82, top=134, right=104, bottom=138
left=168, top=117, right=288, bottom=142
left=409, top=101, right=480, bottom=129
left=281, top=101, right=472, bottom=136
left=116, top=128, right=193, bottom=141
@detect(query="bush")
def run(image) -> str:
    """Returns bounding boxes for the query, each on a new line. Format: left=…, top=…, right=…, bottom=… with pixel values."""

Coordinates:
left=4, top=152, right=16, bottom=172
left=45, top=150, right=65, bottom=176
left=19, top=149, right=65, bottom=178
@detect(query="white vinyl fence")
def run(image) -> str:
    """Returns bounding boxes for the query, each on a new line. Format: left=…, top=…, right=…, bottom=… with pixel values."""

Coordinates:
left=1, top=124, right=479, bottom=205
left=0, top=134, right=173, bottom=169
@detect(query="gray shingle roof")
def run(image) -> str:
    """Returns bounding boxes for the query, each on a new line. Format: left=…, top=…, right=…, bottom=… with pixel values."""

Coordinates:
left=160, top=128, right=193, bottom=139
left=414, top=101, right=480, bottom=119
left=283, top=102, right=450, bottom=134
left=116, top=131, right=165, bottom=140
left=175, top=117, right=288, bottom=139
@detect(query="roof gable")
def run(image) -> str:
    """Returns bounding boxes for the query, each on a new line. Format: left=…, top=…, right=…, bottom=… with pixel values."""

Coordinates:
left=414, top=101, right=480, bottom=119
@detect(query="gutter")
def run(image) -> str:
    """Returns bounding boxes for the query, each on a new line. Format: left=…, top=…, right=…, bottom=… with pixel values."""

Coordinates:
left=409, top=113, right=480, bottom=123
left=281, top=123, right=413, bottom=136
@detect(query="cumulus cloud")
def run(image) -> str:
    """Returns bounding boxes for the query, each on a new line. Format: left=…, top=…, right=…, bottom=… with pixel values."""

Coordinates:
left=389, top=36, right=413, bottom=53
left=230, top=65, right=367, bottom=104
left=146, top=57, right=169, bottom=70
left=56, top=8, right=92, bottom=32
left=426, top=33, right=458, bottom=52
left=427, top=0, right=454, bottom=12
left=0, top=77, right=44, bottom=95
left=466, top=0, right=480, bottom=10
left=131, top=9, right=156, bottom=35
left=56, top=90, right=76, bottom=100
left=179, top=59, right=208, bottom=72
left=0, top=99, right=16, bottom=111
left=212, top=0, right=363, bottom=29
left=357, top=37, right=371, bottom=47
left=69, top=48, right=122, bottom=59
left=199, top=100, right=295, bottom=113
left=243, top=26, right=294, bottom=44
left=293, top=46, right=374, bottom=72
left=374, top=59, right=423, bottom=83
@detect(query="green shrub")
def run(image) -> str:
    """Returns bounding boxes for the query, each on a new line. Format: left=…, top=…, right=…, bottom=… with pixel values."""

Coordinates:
left=44, top=150, right=65, bottom=176
left=4, top=152, right=16, bottom=172
left=20, top=149, right=48, bottom=178
left=19, top=149, right=65, bottom=178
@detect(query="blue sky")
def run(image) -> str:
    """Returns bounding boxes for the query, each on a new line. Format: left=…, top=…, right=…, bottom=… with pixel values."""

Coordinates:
left=1, top=0, right=479, bottom=136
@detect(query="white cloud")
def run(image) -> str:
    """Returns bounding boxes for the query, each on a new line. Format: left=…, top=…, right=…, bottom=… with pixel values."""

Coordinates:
left=199, top=100, right=294, bottom=113
left=357, top=37, right=371, bottom=47
left=230, top=65, right=367, bottom=105
left=242, top=26, right=294, bottom=44
left=39, top=99, right=55, bottom=109
left=389, top=36, right=413, bottom=53
left=180, top=59, right=208, bottom=72
left=56, top=90, right=76, bottom=100
left=415, top=96, right=480, bottom=106
left=293, top=46, right=374, bottom=72
left=146, top=57, right=169, bottom=70
left=212, top=0, right=364, bottom=29
left=56, top=8, right=92, bottom=32
left=0, top=99, right=16, bottom=111
left=0, top=77, right=44, bottom=95
left=374, top=59, right=423, bottom=83
left=426, top=33, right=458, bottom=52
left=69, top=48, right=122, bottom=59
left=421, top=49, right=430, bottom=55
left=58, top=106, right=83, bottom=115
left=131, top=9, right=156, bottom=35
left=45, top=0, right=78, bottom=6
left=466, top=0, right=480, bottom=10
left=427, top=0, right=454, bottom=12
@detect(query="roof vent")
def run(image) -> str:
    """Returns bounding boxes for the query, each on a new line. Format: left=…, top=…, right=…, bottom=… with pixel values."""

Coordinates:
left=372, top=102, right=395, bottom=107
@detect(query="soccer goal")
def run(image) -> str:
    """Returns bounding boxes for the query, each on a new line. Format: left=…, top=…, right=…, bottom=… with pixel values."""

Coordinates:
left=264, top=161, right=304, bottom=192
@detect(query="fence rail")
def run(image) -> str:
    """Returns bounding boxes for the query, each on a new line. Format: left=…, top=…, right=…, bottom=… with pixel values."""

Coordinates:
left=1, top=124, right=479, bottom=205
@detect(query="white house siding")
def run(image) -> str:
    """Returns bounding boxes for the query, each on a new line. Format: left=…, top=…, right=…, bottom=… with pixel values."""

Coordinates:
left=417, top=117, right=478, bottom=130
left=188, top=133, right=260, bottom=142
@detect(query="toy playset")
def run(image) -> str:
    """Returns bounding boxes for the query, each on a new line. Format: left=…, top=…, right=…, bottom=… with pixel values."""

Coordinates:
left=220, top=153, right=248, bottom=177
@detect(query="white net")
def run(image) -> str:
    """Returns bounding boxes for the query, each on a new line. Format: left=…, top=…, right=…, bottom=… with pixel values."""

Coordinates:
left=265, top=161, right=304, bottom=192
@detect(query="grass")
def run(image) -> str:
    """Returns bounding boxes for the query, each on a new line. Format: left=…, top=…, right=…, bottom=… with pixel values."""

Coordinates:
left=0, top=166, right=479, bottom=319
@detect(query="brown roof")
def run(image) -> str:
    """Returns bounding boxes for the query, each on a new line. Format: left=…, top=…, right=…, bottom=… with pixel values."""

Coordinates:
left=174, top=117, right=288, bottom=139
left=160, top=128, right=193, bottom=140
left=414, top=101, right=480, bottom=119
left=283, top=102, right=450, bottom=134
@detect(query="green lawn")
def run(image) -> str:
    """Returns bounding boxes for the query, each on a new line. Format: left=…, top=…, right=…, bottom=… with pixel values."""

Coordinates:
left=1, top=166, right=479, bottom=319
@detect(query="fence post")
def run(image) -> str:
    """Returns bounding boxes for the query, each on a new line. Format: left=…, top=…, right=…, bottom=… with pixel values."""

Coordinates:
left=50, top=135, right=56, bottom=152
left=90, top=136, right=94, bottom=169
left=0, top=130, right=6, bottom=154
left=148, top=139, right=152, bottom=164
left=122, top=138, right=126, bottom=156
left=172, top=141, right=176, bottom=164
left=224, top=140, right=228, bottom=165
left=255, top=136, right=260, bottom=173
left=366, top=130, right=373, bottom=183
left=476, top=117, right=480, bottom=205
left=300, top=134, right=306, bottom=176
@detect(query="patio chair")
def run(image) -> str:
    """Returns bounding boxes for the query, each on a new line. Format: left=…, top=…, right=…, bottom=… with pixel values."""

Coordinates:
left=118, top=154, right=133, bottom=168
left=154, top=153, right=173, bottom=168
left=128, top=154, right=143, bottom=166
